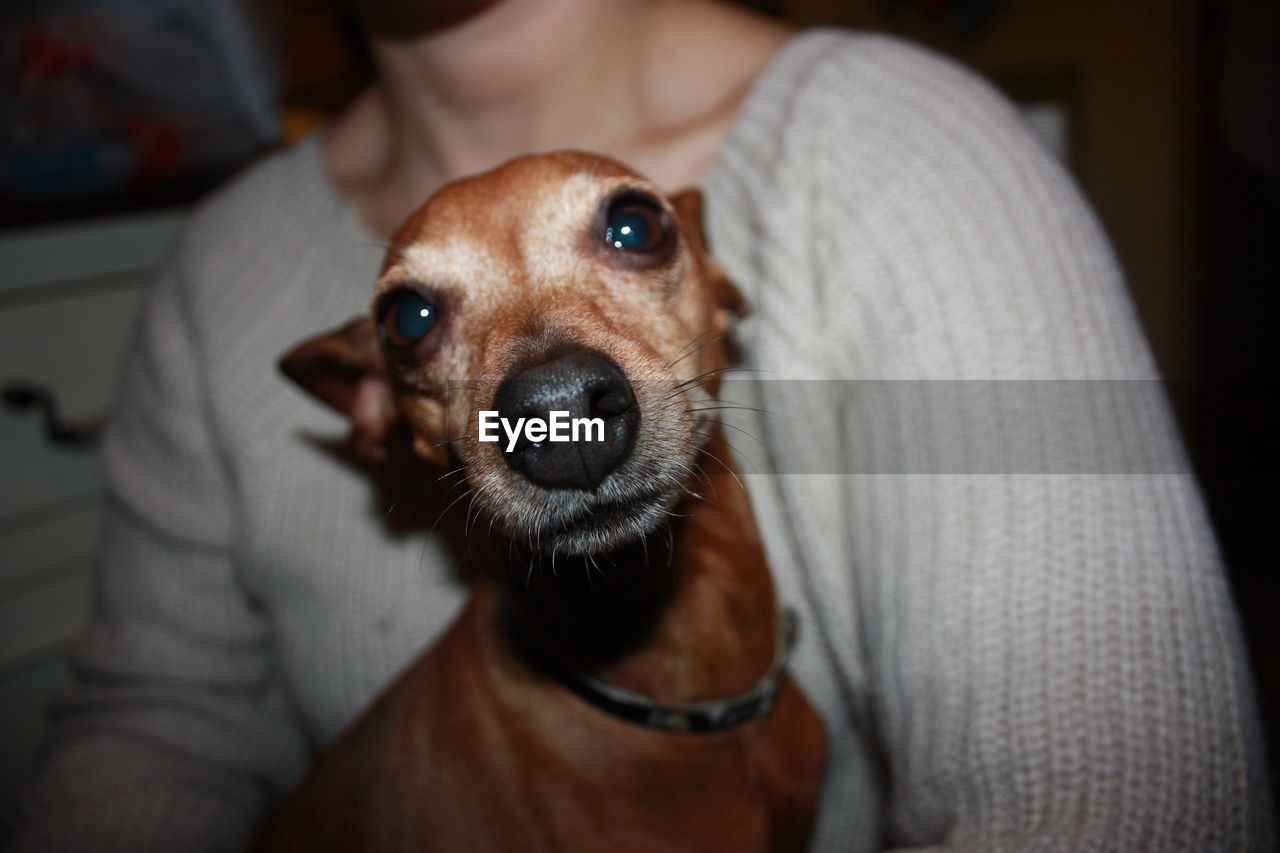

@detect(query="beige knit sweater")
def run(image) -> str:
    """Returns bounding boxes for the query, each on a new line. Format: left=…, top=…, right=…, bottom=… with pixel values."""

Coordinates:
left=9, top=30, right=1272, bottom=852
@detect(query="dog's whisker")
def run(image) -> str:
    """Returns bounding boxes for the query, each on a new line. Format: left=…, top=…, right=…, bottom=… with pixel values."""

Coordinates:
left=427, top=465, right=469, bottom=488
left=653, top=396, right=692, bottom=414
left=464, top=492, right=483, bottom=537
left=694, top=431, right=758, bottom=475
left=672, top=365, right=768, bottom=391
left=695, top=418, right=764, bottom=448
left=665, top=329, right=714, bottom=368
left=696, top=444, right=750, bottom=493
left=430, top=477, right=472, bottom=513
left=668, top=456, right=711, bottom=491
left=589, top=552, right=614, bottom=585
left=672, top=366, right=726, bottom=391
left=665, top=330, right=723, bottom=370
left=430, top=486, right=474, bottom=535
left=670, top=458, right=711, bottom=491
left=683, top=403, right=771, bottom=417
left=389, top=474, right=459, bottom=529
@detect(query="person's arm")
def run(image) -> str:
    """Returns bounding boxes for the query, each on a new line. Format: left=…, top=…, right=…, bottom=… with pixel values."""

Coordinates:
left=7, top=233, right=308, bottom=851
left=724, top=33, right=1274, bottom=849
left=824, top=40, right=1275, bottom=850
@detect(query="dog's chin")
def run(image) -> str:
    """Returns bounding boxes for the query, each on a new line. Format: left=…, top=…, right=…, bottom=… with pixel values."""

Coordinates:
left=534, top=489, right=675, bottom=556
left=483, top=484, right=679, bottom=557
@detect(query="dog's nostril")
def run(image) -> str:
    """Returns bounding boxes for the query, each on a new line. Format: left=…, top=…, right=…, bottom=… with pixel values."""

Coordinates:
left=591, top=386, right=633, bottom=418
left=493, top=349, right=640, bottom=491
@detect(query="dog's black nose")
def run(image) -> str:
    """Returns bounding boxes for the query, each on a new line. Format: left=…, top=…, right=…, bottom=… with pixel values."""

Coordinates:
left=492, top=349, right=639, bottom=490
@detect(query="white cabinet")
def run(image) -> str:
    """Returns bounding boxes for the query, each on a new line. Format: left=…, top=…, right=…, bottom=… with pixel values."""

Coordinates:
left=0, top=209, right=185, bottom=807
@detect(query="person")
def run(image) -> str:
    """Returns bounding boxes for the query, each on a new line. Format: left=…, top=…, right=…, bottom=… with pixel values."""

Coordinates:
left=7, top=0, right=1273, bottom=850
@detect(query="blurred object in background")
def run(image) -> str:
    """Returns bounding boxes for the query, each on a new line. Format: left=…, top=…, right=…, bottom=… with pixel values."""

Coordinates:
left=1216, top=0, right=1279, bottom=196
left=0, top=0, right=289, bottom=801
left=1199, top=0, right=1280, bottom=791
left=876, top=0, right=1007, bottom=39
left=278, top=0, right=370, bottom=144
left=1, top=0, right=285, bottom=208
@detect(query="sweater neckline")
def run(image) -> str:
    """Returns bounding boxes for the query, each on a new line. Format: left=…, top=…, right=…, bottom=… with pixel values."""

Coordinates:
left=303, top=28, right=846, bottom=248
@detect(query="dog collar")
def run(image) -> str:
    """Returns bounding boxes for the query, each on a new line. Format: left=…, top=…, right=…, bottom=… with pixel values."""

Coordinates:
left=534, top=608, right=799, bottom=734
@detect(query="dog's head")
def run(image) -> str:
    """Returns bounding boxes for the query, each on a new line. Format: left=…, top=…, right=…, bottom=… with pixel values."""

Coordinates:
left=282, top=152, right=745, bottom=555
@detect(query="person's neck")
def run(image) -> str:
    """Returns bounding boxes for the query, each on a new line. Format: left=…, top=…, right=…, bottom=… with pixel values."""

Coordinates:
left=325, top=0, right=794, bottom=237
left=328, top=0, right=660, bottom=235
left=377, top=0, right=655, bottom=182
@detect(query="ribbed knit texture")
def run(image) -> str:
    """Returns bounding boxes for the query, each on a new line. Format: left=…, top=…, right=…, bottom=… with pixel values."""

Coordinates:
left=7, top=31, right=1271, bottom=852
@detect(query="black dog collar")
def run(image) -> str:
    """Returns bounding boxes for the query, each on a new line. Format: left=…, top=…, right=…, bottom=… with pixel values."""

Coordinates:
left=534, top=608, right=799, bottom=734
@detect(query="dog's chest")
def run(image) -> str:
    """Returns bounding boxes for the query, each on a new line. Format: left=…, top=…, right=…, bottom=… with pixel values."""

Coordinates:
left=257, top=593, right=824, bottom=853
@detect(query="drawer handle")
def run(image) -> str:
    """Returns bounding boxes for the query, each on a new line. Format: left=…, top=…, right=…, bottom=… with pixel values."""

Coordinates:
left=2, top=382, right=103, bottom=449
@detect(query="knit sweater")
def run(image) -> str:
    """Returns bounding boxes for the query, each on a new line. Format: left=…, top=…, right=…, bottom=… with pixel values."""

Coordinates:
left=9, top=30, right=1271, bottom=852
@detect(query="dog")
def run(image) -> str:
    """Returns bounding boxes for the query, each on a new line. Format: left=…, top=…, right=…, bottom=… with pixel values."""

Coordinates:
left=254, top=152, right=827, bottom=851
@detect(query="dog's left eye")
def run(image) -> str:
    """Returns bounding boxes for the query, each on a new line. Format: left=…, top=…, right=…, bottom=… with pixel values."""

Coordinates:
left=604, top=196, right=667, bottom=253
left=381, top=290, right=439, bottom=347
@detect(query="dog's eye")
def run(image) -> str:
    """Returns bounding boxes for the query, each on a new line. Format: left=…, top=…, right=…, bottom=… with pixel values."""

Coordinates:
left=604, top=196, right=666, bottom=253
left=381, top=290, right=439, bottom=347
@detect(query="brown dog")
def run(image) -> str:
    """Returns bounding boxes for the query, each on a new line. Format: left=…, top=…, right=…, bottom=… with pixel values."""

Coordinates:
left=255, top=152, right=827, bottom=851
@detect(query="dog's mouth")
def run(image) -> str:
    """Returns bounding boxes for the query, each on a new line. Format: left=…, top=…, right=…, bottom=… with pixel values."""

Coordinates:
left=458, top=428, right=695, bottom=555
left=552, top=481, right=670, bottom=527
left=537, top=487, right=670, bottom=546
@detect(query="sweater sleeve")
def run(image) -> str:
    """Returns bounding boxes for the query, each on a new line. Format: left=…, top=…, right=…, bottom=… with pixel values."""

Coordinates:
left=6, top=230, right=309, bottom=851
left=713, top=32, right=1273, bottom=851
left=822, top=40, right=1274, bottom=851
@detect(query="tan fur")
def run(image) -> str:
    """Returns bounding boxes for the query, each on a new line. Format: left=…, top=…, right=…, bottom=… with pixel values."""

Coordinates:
left=261, top=152, right=826, bottom=851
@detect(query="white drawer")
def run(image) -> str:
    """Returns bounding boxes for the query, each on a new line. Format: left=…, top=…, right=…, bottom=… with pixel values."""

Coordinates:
left=0, top=208, right=187, bottom=810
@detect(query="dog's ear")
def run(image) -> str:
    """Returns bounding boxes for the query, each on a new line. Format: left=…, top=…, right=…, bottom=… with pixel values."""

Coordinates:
left=669, top=188, right=748, bottom=319
left=708, top=264, right=748, bottom=320
left=670, top=188, right=712, bottom=255
left=279, top=317, right=400, bottom=463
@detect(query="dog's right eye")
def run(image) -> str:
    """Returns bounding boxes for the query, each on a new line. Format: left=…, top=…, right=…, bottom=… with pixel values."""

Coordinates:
left=600, top=192, right=672, bottom=260
left=380, top=290, right=440, bottom=348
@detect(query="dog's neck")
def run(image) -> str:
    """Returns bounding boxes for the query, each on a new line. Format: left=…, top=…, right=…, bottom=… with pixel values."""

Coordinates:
left=496, top=433, right=778, bottom=706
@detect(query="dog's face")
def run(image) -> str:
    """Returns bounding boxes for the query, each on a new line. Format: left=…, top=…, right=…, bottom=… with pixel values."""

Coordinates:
left=283, top=152, right=744, bottom=555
